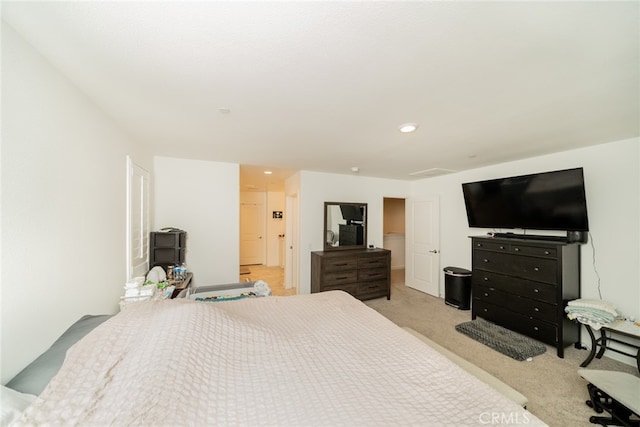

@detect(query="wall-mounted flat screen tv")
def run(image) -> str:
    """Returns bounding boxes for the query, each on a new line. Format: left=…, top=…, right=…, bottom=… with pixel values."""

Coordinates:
left=462, top=167, right=589, bottom=231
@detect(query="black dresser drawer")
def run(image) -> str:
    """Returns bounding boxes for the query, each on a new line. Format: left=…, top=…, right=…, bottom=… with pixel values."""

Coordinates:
left=510, top=244, right=557, bottom=258
left=474, top=284, right=511, bottom=306
left=474, top=250, right=558, bottom=284
left=510, top=298, right=557, bottom=323
left=473, top=300, right=558, bottom=345
left=475, top=285, right=556, bottom=322
left=473, top=299, right=510, bottom=326
left=472, top=240, right=509, bottom=252
left=473, top=271, right=557, bottom=304
left=510, top=256, right=558, bottom=284
left=473, top=250, right=512, bottom=275
left=510, top=316, right=558, bottom=345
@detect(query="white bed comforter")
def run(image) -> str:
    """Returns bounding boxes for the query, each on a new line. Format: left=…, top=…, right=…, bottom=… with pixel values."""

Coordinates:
left=16, top=291, right=544, bottom=426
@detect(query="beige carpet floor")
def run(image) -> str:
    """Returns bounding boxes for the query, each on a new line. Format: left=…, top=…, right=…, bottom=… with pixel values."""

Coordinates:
left=364, top=270, right=639, bottom=427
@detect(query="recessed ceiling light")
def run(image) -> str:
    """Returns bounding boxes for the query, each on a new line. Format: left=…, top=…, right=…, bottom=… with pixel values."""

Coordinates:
left=351, top=167, right=360, bottom=173
left=264, top=170, right=273, bottom=175
left=399, top=123, right=418, bottom=133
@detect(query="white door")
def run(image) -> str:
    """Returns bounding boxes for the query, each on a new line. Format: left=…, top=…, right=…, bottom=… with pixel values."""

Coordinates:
left=405, top=196, right=440, bottom=296
left=240, top=202, right=265, bottom=265
left=284, top=194, right=298, bottom=290
left=126, top=156, right=150, bottom=280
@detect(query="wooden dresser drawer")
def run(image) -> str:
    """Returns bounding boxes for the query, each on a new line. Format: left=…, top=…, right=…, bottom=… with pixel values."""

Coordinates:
left=323, top=270, right=357, bottom=286
left=357, top=267, right=387, bottom=282
left=357, top=280, right=387, bottom=297
left=324, top=257, right=358, bottom=271
left=357, top=255, right=388, bottom=269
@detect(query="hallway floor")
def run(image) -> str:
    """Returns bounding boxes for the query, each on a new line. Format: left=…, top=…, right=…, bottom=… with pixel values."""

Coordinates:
left=240, top=264, right=297, bottom=296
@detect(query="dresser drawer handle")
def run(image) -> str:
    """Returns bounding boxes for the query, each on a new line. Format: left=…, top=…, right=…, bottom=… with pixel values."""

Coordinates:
left=544, top=251, right=550, bottom=255
left=533, top=326, right=539, bottom=331
left=335, top=263, right=349, bottom=267
left=336, top=276, right=349, bottom=280
left=483, top=259, right=489, bottom=263
left=534, top=267, right=540, bottom=272
left=483, top=308, right=488, bottom=312
left=477, top=243, right=483, bottom=247
left=483, top=277, right=489, bottom=281
left=484, top=293, right=489, bottom=297
left=499, top=245, right=505, bottom=250
left=367, top=285, right=378, bottom=289
left=489, top=287, right=495, bottom=291
left=534, top=307, right=540, bottom=312
left=534, top=288, right=540, bottom=293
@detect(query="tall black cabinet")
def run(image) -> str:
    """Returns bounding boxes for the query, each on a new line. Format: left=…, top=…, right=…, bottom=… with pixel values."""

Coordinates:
left=149, top=231, right=186, bottom=270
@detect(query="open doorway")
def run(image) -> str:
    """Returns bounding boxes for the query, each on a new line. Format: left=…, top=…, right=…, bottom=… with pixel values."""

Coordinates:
left=239, top=165, right=296, bottom=296
left=383, top=197, right=406, bottom=287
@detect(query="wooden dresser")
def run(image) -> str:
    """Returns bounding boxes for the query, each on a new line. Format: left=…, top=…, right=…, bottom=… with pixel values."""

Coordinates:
left=311, top=248, right=391, bottom=301
left=471, top=236, right=581, bottom=357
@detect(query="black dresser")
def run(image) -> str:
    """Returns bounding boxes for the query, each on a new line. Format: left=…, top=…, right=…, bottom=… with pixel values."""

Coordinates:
left=470, top=236, right=581, bottom=357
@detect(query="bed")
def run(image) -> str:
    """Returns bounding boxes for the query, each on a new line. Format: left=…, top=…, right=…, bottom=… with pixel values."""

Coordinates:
left=5, top=290, right=544, bottom=426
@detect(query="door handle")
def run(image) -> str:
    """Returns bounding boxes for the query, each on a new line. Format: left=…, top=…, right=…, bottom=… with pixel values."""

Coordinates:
left=429, top=250, right=439, bottom=253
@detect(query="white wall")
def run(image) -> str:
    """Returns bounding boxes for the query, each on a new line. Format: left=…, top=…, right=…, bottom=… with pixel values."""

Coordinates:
left=1, top=24, right=152, bottom=383
left=297, top=171, right=410, bottom=294
left=409, top=138, right=640, bottom=322
left=153, top=157, right=239, bottom=286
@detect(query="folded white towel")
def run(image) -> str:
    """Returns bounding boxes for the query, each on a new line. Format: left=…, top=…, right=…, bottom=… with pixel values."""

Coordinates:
left=567, top=299, right=618, bottom=317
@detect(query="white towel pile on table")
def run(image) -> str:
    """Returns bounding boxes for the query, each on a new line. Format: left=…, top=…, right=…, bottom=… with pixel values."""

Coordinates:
left=565, top=299, right=620, bottom=330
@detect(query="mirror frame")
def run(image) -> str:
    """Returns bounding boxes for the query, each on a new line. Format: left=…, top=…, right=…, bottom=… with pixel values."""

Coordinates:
left=324, top=201, right=368, bottom=251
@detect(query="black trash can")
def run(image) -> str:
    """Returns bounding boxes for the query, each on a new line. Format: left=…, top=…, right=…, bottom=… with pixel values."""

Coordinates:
left=444, top=266, right=472, bottom=310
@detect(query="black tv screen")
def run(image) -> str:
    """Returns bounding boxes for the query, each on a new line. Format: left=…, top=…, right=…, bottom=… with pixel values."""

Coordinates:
left=340, top=205, right=364, bottom=222
left=462, top=168, right=589, bottom=231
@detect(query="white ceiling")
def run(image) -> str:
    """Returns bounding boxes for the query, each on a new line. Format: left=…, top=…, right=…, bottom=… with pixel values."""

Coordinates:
left=3, top=1, right=638, bottom=189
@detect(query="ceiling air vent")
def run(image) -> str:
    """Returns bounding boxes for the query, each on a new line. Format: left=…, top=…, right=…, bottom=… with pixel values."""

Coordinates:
left=409, top=168, right=457, bottom=178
